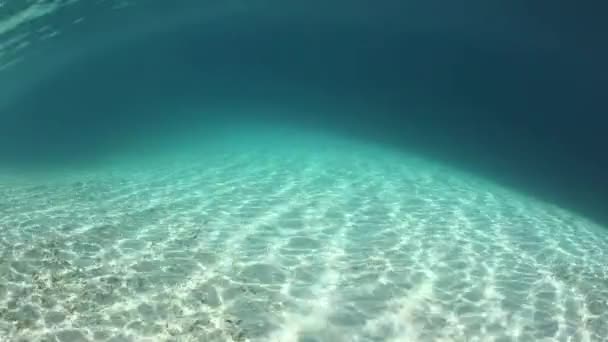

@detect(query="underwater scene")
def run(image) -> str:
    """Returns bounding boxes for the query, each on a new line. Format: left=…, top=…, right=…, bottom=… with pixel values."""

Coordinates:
left=0, top=1, right=607, bottom=341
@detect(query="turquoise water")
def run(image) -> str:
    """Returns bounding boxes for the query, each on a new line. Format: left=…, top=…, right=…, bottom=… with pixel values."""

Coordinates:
left=1, top=1, right=607, bottom=341
left=1, top=128, right=607, bottom=341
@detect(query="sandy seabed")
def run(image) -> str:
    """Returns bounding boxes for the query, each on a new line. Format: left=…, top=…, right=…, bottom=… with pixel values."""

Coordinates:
left=1, top=133, right=607, bottom=342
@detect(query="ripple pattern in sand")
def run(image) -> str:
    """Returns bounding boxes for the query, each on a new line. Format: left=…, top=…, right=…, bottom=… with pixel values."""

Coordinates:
left=1, top=142, right=608, bottom=342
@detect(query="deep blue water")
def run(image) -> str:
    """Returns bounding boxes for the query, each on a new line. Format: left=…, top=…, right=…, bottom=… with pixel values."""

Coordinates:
left=1, top=0, right=605, bottom=225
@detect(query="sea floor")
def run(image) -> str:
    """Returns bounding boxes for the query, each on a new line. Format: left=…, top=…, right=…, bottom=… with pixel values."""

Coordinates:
left=1, top=131, right=607, bottom=341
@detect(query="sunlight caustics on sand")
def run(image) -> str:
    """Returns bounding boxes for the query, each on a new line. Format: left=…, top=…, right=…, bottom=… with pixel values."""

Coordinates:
left=1, top=131, right=607, bottom=341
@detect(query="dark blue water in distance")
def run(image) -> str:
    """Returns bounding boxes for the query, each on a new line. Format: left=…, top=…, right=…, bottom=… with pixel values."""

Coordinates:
left=0, top=1, right=607, bottom=341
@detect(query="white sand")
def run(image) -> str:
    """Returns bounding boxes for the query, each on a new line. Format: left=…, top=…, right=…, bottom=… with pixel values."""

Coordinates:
left=0, top=133, right=607, bottom=341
